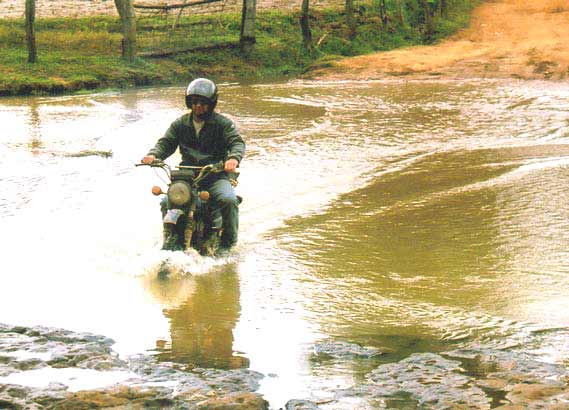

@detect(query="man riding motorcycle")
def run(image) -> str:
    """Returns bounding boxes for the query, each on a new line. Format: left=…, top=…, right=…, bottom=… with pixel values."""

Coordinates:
left=141, top=78, right=245, bottom=253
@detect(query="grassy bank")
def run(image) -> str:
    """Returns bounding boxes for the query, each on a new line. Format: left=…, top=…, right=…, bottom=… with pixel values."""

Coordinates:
left=0, top=1, right=480, bottom=96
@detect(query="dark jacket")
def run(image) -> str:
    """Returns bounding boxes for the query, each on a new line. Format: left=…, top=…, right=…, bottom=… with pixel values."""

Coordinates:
left=148, top=112, right=245, bottom=167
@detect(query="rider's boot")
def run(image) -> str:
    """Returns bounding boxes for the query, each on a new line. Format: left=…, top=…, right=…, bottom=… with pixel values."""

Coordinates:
left=201, top=228, right=221, bottom=257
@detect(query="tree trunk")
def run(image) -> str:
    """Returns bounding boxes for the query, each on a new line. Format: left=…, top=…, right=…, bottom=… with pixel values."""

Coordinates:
left=345, top=0, right=356, bottom=38
left=172, top=0, right=188, bottom=30
left=300, top=0, right=312, bottom=50
left=395, top=0, right=405, bottom=26
left=114, top=0, right=137, bottom=62
left=419, top=0, right=434, bottom=39
left=240, top=0, right=256, bottom=55
left=25, top=0, right=36, bottom=63
left=440, top=0, right=448, bottom=17
left=379, top=0, right=388, bottom=28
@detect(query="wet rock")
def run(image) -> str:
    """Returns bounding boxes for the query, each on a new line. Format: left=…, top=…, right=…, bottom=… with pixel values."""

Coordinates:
left=330, top=348, right=569, bottom=409
left=285, top=399, right=322, bottom=409
left=0, top=324, right=267, bottom=410
left=200, top=368, right=264, bottom=392
left=196, top=392, right=269, bottom=410
left=353, top=353, right=491, bottom=409
left=446, top=348, right=569, bottom=382
left=13, top=358, right=44, bottom=371
left=77, top=356, right=127, bottom=370
left=477, top=377, right=508, bottom=391
left=0, top=323, right=123, bottom=373
left=44, top=389, right=136, bottom=409
left=0, top=356, right=12, bottom=364
left=61, top=150, right=113, bottom=158
left=4, top=325, right=114, bottom=346
left=0, top=399, right=22, bottom=409
left=3, top=386, right=28, bottom=399
left=0, top=385, right=33, bottom=410
left=445, top=347, right=569, bottom=407
left=506, top=383, right=564, bottom=403
left=312, top=340, right=384, bottom=360
left=46, top=382, right=68, bottom=391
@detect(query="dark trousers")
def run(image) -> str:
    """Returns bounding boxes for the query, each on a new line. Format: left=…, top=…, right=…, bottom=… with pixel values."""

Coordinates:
left=206, top=178, right=239, bottom=248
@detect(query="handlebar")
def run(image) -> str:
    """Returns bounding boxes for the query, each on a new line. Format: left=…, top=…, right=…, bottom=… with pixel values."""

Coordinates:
left=136, top=160, right=232, bottom=174
left=135, top=161, right=234, bottom=184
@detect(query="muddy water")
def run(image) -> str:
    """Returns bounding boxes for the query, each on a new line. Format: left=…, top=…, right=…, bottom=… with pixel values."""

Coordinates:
left=1, top=79, right=569, bottom=408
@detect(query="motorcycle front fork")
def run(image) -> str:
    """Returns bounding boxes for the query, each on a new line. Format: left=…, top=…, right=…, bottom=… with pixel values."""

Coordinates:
left=183, top=215, right=195, bottom=252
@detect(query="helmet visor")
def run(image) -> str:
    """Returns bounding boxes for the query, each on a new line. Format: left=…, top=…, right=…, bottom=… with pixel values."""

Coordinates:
left=190, top=96, right=211, bottom=106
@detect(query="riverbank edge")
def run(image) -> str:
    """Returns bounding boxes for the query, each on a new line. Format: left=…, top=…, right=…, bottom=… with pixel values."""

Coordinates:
left=0, top=2, right=481, bottom=97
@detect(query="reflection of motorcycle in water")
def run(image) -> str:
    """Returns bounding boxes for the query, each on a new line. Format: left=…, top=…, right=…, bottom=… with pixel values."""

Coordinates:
left=145, top=268, right=248, bottom=370
left=137, top=161, right=241, bottom=257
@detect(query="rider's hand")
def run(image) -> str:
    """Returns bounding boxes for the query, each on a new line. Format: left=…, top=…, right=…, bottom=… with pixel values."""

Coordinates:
left=224, top=158, right=239, bottom=173
left=142, top=155, right=156, bottom=164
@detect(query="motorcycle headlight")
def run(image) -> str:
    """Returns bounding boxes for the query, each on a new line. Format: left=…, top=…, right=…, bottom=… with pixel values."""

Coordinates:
left=167, top=181, right=192, bottom=207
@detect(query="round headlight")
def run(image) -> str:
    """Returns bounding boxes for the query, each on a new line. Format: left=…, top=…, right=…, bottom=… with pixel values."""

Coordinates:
left=168, top=181, right=192, bottom=207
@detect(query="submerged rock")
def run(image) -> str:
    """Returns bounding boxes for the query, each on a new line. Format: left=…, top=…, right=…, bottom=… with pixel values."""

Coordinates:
left=312, top=340, right=384, bottom=360
left=285, top=399, right=322, bottom=409
left=359, top=352, right=491, bottom=409
left=326, top=348, right=569, bottom=410
left=446, top=348, right=569, bottom=409
left=446, top=348, right=569, bottom=382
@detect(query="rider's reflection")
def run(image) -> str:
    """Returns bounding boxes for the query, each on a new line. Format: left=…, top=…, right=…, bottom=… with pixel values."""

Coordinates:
left=153, top=266, right=249, bottom=369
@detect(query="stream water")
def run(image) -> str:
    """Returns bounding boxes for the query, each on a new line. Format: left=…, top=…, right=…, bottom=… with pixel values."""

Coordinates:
left=1, top=79, right=569, bottom=408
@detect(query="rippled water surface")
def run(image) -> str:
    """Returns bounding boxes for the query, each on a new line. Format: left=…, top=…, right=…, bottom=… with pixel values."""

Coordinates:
left=2, top=79, right=569, bottom=408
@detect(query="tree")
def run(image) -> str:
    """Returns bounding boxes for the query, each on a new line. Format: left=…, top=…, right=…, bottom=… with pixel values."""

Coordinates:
left=439, top=0, right=448, bottom=17
left=395, top=0, right=405, bottom=26
left=345, top=0, right=356, bottom=38
left=114, top=0, right=137, bottom=62
left=240, top=0, right=257, bottom=55
left=419, top=0, right=434, bottom=39
left=25, top=0, right=36, bottom=63
left=378, top=0, right=388, bottom=28
left=300, top=0, right=313, bottom=50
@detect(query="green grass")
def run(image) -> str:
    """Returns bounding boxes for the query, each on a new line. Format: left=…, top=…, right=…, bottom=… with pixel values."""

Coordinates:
left=0, top=0, right=481, bottom=96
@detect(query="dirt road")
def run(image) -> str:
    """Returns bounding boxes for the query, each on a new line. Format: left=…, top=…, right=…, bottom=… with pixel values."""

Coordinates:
left=315, top=0, right=569, bottom=81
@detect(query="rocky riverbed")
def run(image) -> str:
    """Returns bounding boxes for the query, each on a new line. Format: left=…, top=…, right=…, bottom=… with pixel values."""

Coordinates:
left=0, top=323, right=267, bottom=410
left=2, top=323, right=569, bottom=409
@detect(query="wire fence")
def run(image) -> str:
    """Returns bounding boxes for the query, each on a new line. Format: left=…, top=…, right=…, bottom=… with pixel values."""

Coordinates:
left=0, top=0, right=347, bottom=19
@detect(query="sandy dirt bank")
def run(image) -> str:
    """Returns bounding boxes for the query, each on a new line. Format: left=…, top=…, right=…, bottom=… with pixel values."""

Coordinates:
left=314, top=0, right=569, bottom=81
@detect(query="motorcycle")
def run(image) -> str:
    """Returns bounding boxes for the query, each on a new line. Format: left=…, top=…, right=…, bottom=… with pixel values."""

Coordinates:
left=136, top=161, right=240, bottom=257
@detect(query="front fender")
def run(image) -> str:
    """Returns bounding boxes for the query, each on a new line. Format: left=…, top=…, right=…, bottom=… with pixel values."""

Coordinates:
left=163, top=209, right=185, bottom=225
